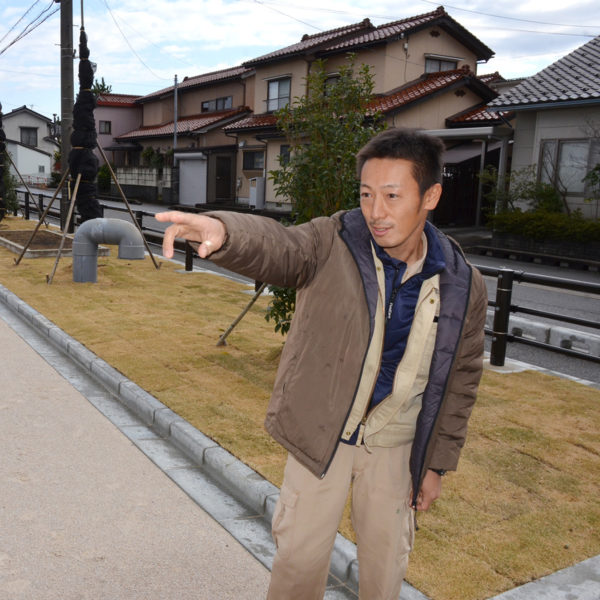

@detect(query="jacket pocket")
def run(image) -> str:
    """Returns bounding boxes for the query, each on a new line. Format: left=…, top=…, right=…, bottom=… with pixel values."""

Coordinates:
left=271, top=485, right=299, bottom=561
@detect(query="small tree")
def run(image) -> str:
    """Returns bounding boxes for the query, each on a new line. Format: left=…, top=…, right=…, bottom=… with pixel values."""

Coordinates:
left=91, top=77, right=112, bottom=98
left=266, top=56, right=384, bottom=334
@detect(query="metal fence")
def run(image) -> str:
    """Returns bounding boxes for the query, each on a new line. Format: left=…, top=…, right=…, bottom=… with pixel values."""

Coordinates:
left=14, top=189, right=600, bottom=366
left=478, top=266, right=600, bottom=366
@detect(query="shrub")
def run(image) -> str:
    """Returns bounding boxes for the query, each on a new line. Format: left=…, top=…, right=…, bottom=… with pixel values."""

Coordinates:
left=490, top=209, right=600, bottom=243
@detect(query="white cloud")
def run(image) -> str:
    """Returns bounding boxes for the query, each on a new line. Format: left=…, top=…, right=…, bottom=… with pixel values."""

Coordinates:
left=1, top=0, right=599, bottom=117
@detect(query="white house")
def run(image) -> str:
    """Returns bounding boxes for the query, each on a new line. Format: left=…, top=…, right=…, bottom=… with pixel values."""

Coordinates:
left=2, top=106, right=60, bottom=186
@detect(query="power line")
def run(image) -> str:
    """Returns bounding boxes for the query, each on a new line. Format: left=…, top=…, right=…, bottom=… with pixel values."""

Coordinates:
left=0, top=1, right=59, bottom=57
left=99, top=0, right=171, bottom=80
left=252, top=0, right=598, bottom=37
left=0, top=0, right=42, bottom=46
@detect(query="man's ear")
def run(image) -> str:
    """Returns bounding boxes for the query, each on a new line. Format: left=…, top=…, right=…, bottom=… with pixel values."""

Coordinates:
left=422, top=183, right=442, bottom=211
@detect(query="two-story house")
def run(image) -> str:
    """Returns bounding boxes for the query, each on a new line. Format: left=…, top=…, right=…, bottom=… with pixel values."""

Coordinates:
left=95, top=93, right=142, bottom=168
left=3, top=105, right=60, bottom=186
left=113, top=5, right=511, bottom=224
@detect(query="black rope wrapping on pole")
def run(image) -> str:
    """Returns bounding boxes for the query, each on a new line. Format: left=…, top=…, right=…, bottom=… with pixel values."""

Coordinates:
left=0, top=102, right=6, bottom=221
left=68, top=27, right=102, bottom=223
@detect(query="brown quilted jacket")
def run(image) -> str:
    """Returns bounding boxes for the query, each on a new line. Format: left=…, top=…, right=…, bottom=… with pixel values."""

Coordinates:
left=208, top=208, right=487, bottom=501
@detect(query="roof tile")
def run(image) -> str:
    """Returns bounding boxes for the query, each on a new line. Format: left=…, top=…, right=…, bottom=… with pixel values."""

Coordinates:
left=117, top=108, right=249, bottom=140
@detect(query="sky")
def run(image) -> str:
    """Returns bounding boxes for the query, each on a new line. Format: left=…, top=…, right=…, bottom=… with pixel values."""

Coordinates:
left=1, top=0, right=599, bottom=119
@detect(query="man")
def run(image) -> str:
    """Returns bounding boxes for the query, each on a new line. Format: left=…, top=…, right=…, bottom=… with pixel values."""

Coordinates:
left=157, top=127, right=487, bottom=600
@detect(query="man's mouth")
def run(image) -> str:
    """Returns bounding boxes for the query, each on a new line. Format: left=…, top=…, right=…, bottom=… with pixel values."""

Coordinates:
left=370, top=223, right=392, bottom=237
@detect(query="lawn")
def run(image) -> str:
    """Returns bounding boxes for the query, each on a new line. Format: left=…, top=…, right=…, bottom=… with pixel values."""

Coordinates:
left=1, top=215, right=598, bottom=600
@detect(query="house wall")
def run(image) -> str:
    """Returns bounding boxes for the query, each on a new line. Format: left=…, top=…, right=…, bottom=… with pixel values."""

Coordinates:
left=6, top=140, right=52, bottom=185
left=511, top=105, right=600, bottom=217
left=386, top=86, right=483, bottom=129
left=3, top=111, right=57, bottom=156
left=252, top=59, right=309, bottom=114
left=323, top=27, right=478, bottom=94
left=178, top=81, right=247, bottom=117
left=142, top=98, right=174, bottom=127
left=95, top=104, right=142, bottom=163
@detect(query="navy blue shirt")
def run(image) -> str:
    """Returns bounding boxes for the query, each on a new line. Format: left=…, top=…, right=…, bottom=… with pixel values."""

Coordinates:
left=342, top=222, right=445, bottom=445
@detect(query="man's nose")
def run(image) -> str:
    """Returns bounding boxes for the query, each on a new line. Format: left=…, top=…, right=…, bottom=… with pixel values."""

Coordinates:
left=371, top=194, right=386, bottom=220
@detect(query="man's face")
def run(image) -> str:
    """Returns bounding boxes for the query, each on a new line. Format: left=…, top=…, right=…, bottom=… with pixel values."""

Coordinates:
left=359, top=157, right=441, bottom=263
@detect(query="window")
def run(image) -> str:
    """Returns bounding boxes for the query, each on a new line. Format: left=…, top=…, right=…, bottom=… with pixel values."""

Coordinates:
left=324, top=75, right=340, bottom=96
left=38, top=165, right=45, bottom=173
left=539, top=138, right=600, bottom=196
left=267, top=77, right=291, bottom=112
left=20, top=127, right=38, bottom=146
left=279, top=144, right=291, bottom=166
left=217, top=96, right=232, bottom=110
left=243, top=150, right=264, bottom=170
left=99, top=120, right=112, bottom=134
left=425, top=58, right=458, bottom=73
left=201, top=96, right=233, bottom=112
left=202, top=99, right=216, bottom=112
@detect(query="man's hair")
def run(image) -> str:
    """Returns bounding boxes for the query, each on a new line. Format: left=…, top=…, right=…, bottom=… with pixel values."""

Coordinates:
left=356, top=127, right=445, bottom=196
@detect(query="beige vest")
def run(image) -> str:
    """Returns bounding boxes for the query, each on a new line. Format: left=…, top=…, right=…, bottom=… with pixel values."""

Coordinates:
left=341, top=240, right=440, bottom=448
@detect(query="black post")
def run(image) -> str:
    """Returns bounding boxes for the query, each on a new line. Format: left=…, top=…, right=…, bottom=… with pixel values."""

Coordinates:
left=38, top=193, right=44, bottom=215
left=185, top=242, right=194, bottom=272
left=24, top=192, right=30, bottom=220
left=490, top=268, right=515, bottom=366
left=135, top=210, right=143, bottom=230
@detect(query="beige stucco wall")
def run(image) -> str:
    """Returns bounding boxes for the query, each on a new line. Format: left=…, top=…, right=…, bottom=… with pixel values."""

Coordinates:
left=178, top=81, right=247, bottom=117
left=322, top=27, right=479, bottom=94
left=252, top=59, right=310, bottom=113
left=142, top=99, right=173, bottom=127
left=385, top=86, right=483, bottom=130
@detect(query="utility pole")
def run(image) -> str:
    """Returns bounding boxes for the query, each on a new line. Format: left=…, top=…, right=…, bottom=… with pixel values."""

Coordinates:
left=59, top=0, right=74, bottom=229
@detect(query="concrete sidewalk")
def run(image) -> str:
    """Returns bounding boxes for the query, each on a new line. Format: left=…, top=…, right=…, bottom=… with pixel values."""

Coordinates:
left=0, top=315, right=270, bottom=599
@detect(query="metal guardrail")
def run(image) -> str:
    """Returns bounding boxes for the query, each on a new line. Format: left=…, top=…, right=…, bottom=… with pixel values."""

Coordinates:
left=15, top=190, right=600, bottom=366
left=476, top=266, right=600, bottom=366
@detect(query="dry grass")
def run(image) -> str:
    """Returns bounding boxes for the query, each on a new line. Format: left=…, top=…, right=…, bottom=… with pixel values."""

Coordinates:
left=1, top=215, right=599, bottom=600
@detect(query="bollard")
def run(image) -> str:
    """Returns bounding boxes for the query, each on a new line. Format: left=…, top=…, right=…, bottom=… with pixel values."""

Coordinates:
left=490, top=268, right=515, bottom=366
left=185, top=242, right=194, bottom=271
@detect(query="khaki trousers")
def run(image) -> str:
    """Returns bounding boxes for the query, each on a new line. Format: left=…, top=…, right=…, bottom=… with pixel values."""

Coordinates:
left=267, top=442, right=415, bottom=600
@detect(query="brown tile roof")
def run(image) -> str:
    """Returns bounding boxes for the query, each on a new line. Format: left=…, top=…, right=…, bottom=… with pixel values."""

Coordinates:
left=244, top=6, right=493, bottom=66
left=489, top=34, right=600, bottom=109
left=367, top=66, right=496, bottom=115
left=97, top=93, right=141, bottom=107
left=222, top=114, right=278, bottom=132
left=478, top=72, right=504, bottom=85
left=446, top=104, right=513, bottom=126
left=117, top=108, right=250, bottom=140
left=137, top=66, right=253, bottom=103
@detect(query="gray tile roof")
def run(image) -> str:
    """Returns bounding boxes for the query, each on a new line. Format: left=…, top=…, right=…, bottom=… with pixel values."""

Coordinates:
left=489, top=35, right=600, bottom=109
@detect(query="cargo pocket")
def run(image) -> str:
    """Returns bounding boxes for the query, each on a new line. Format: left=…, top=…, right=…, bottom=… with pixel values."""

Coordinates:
left=271, top=485, right=299, bottom=561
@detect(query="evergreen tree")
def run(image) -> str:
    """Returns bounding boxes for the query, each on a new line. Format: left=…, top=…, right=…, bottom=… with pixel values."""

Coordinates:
left=265, top=56, right=384, bottom=334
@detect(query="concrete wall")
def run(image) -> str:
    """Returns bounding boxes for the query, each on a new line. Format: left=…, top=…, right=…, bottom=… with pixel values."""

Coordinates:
left=114, top=167, right=173, bottom=204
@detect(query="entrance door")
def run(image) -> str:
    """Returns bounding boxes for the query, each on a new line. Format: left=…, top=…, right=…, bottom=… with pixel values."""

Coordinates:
left=215, top=155, right=233, bottom=202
